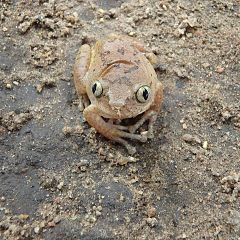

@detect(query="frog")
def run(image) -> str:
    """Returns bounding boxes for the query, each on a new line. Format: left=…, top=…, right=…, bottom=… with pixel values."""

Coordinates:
left=73, top=34, right=163, bottom=154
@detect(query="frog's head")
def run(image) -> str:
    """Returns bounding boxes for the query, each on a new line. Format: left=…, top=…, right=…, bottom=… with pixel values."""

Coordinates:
left=87, top=60, right=157, bottom=119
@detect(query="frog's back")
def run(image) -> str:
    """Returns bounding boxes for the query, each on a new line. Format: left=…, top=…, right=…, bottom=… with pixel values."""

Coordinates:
left=89, top=35, right=157, bottom=88
left=95, top=36, right=143, bottom=66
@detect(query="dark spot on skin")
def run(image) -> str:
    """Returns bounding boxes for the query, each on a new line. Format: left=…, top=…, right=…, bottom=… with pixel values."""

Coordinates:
left=117, top=76, right=131, bottom=85
left=124, top=65, right=139, bottom=74
left=117, top=47, right=125, bottom=55
left=101, top=50, right=111, bottom=63
left=133, top=50, right=139, bottom=56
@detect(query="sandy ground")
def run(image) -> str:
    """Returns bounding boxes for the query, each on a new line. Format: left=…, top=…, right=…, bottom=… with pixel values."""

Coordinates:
left=0, top=0, right=240, bottom=239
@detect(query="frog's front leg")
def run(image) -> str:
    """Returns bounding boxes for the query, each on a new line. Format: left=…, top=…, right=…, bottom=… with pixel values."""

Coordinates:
left=83, top=105, right=148, bottom=155
left=128, top=111, right=157, bottom=138
left=129, top=82, right=163, bottom=138
left=73, top=44, right=92, bottom=111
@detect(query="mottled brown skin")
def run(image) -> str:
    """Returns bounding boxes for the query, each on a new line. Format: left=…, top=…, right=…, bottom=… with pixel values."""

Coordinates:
left=73, top=34, right=163, bottom=154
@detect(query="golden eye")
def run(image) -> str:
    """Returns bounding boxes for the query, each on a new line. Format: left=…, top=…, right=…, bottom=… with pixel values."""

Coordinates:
left=92, top=81, right=103, bottom=97
left=136, top=86, right=151, bottom=103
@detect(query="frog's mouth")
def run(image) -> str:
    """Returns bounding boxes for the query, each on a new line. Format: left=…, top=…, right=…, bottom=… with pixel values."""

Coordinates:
left=100, top=60, right=134, bottom=78
left=102, top=112, right=144, bottom=125
left=99, top=101, right=145, bottom=120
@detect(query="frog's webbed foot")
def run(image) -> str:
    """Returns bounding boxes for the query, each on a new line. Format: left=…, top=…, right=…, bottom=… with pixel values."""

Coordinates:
left=78, top=94, right=90, bottom=111
left=128, top=111, right=157, bottom=139
left=107, top=119, right=147, bottom=141
left=113, top=130, right=147, bottom=155
left=145, top=52, right=158, bottom=66
left=115, top=138, right=136, bottom=155
left=117, top=128, right=148, bottom=143
left=84, top=105, right=148, bottom=154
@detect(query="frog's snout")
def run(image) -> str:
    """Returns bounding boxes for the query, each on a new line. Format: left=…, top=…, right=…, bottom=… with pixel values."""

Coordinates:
left=109, top=95, right=126, bottom=107
left=109, top=100, right=125, bottom=117
left=108, top=84, right=131, bottom=117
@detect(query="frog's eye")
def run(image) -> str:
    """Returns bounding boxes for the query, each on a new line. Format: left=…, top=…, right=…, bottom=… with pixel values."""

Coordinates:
left=136, top=86, right=151, bottom=103
left=92, top=81, right=103, bottom=97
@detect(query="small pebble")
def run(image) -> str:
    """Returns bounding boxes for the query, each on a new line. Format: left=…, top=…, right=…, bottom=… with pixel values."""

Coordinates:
left=202, top=141, right=208, bottom=149
left=13, top=81, right=19, bottom=86
left=66, top=15, right=77, bottom=24
left=96, top=211, right=102, bottom=216
left=97, top=206, right=103, bottom=211
left=119, top=194, right=125, bottom=202
left=181, top=233, right=187, bottom=239
left=182, top=134, right=201, bottom=144
left=147, top=206, right=156, bottom=218
left=18, top=214, right=29, bottom=220
left=202, top=62, right=210, bottom=68
left=0, top=196, right=6, bottom=202
left=98, top=147, right=105, bottom=156
left=36, top=84, right=43, bottom=93
left=80, top=166, right=87, bottom=172
left=162, top=4, right=167, bottom=10
left=99, top=18, right=104, bottom=23
left=89, top=216, right=97, bottom=223
left=40, top=221, right=46, bottom=228
left=61, top=27, right=70, bottom=36
left=78, top=159, right=89, bottom=166
left=47, top=221, right=56, bottom=227
left=6, top=83, right=12, bottom=89
left=54, top=216, right=61, bottom=224
left=34, top=226, right=40, bottom=234
left=146, top=217, right=158, bottom=227
left=216, top=66, right=224, bottom=73
left=57, top=181, right=64, bottom=190
left=98, top=8, right=105, bottom=15
left=5, top=209, right=10, bottom=214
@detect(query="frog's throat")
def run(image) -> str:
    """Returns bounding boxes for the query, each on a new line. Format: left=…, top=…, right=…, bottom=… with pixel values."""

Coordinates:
left=100, top=60, right=134, bottom=78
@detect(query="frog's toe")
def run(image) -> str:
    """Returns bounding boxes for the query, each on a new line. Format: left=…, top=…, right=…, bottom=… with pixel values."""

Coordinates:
left=139, top=134, right=148, bottom=142
left=147, top=117, right=156, bottom=139
left=82, top=95, right=90, bottom=108
left=127, top=145, right=136, bottom=155
left=118, top=131, right=147, bottom=143
left=145, top=52, right=158, bottom=66
left=128, top=111, right=157, bottom=134
left=140, top=131, right=148, bottom=142
left=115, top=138, right=136, bottom=155
left=114, top=125, right=129, bottom=131
left=78, top=100, right=84, bottom=111
left=128, top=125, right=138, bottom=134
left=78, top=95, right=90, bottom=111
left=147, top=130, right=154, bottom=139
